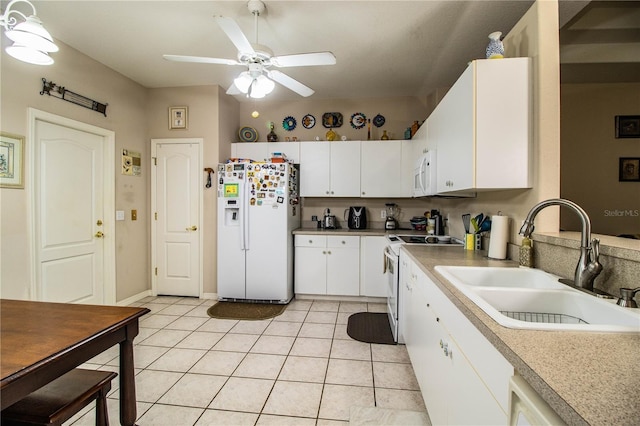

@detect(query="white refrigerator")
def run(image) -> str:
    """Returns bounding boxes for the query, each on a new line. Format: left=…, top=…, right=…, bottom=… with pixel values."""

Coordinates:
left=217, top=162, right=300, bottom=303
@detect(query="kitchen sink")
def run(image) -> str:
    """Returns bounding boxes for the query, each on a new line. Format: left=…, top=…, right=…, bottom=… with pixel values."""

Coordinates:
left=434, top=266, right=640, bottom=333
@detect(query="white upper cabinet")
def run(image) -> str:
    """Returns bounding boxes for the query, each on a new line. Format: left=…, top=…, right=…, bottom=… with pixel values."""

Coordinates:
left=299, top=141, right=360, bottom=197
left=434, top=58, right=532, bottom=194
left=360, top=141, right=402, bottom=197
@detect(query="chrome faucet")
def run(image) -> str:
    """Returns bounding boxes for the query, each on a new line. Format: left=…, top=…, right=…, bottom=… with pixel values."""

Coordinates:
left=519, top=198, right=603, bottom=291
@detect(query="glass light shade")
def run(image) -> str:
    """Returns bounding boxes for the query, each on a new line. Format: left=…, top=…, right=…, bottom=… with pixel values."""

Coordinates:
left=233, top=72, right=253, bottom=93
left=249, top=75, right=274, bottom=98
left=6, top=44, right=54, bottom=65
left=5, top=15, right=58, bottom=52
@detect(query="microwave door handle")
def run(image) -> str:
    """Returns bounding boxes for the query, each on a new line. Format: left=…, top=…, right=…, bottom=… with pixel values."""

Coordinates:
left=419, top=156, right=427, bottom=195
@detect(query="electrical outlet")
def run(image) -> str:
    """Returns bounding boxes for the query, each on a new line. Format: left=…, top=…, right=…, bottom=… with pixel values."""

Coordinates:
left=381, top=210, right=386, bottom=219
left=311, top=215, right=318, bottom=222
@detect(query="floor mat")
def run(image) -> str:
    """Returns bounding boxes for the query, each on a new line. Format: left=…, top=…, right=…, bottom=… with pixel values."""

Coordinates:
left=207, top=301, right=286, bottom=320
left=347, top=312, right=396, bottom=345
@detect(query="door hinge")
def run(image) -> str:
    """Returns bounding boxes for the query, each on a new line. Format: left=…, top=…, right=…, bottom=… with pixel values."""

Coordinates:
left=155, top=267, right=158, bottom=276
left=154, top=212, right=157, bottom=220
left=152, top=157, right=157, bottom=166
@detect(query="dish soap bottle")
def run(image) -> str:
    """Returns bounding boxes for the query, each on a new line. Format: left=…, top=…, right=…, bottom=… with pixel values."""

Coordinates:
left=519, top=237, right=533, bottom=268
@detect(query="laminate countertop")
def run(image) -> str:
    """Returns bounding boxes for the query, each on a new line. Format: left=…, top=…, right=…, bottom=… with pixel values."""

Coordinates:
left=292, top=228, right=425, bottom=237
left=402, top=245, right=640, bottom=426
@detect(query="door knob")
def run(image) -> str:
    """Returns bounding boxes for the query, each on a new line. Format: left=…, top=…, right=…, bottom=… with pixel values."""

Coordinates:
left=95, top=231, right=104, bottom=238
left=186, top=226, right=198, bottom=231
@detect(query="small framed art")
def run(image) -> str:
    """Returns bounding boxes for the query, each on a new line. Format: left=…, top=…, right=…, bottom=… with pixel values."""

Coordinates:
left=169, top=106, right=188, bottom=130
left=619, top=157, right=640, bottom=182
left=0, top=132, right=25, bottom=189
left=615, top=115, right=640, bottom=138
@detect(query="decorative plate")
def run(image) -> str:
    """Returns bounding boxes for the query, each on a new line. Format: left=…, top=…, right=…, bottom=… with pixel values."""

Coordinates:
left=350, top=112, right=367, bottom=129
left=322, top=112, right=343, bottom=128
left=302, top=114, right=316, bottom=129
left=239, top=126, right=258, bottom=142
left=373, top=114, right=386, bottom=127
left=283, top=116, right=297, bottom=131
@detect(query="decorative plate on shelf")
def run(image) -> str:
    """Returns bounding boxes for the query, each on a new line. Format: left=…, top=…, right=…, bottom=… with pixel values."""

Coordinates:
left=239, top=126, right=258, bottom=142
left=302, top=114, right=316, bottom=129
left=350, top=112, right=367, bottom=129
left=373, top=114, right=386, bottom=127
left=322, top=112, right=343, bottom=128
left=283, top=116, right=297, bottom=131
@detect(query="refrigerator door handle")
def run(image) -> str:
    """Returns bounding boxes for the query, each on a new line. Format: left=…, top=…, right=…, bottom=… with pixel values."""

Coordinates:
left=241, top=178, right=249, bottom=251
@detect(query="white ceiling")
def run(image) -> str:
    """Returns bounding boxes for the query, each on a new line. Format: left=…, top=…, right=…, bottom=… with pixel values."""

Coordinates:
left=10, top=1, right=639, bottom=101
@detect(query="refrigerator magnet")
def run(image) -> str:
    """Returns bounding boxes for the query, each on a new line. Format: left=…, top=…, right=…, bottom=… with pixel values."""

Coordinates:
left=277, top=196, right=284, bottom=203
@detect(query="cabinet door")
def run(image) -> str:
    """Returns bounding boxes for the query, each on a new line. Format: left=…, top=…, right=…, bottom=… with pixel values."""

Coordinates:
left=434, top=65, right=474, bottom=193
left=233, top=143, right=269, bottom=162
left=400, top=140, right=414, bottom=198
left=360, top=141, right=401, bottom=197
left=447, top=337, right=507, bottom=425
left=360, top=236, right=388, bottom=297
left=398, top=251, right=411, bottom=343
left=294, top=246, right=327, bottom=295
left=299, top=142, right=330, bottom=196
left=329, top=141, right=361, bottom=197
left=326, top=236, right=360, bottom=295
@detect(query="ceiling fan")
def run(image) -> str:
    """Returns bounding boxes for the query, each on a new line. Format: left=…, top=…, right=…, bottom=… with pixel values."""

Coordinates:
left=163, top=0, right=336, bottom=98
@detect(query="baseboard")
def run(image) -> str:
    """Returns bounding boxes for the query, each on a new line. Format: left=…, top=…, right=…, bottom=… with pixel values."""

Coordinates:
left=202, top=292, right=217, bottom=300
left=116, top=290, right=152, bottom=306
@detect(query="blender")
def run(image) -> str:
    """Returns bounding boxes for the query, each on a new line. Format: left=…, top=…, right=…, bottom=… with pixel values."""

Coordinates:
left=385, top=203, right=399, bottom=230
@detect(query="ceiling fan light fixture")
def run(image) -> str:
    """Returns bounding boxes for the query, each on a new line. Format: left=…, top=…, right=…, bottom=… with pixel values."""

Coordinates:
left=248, top=75, right=274, bottom=99
left=234, top=71, right=254, bottom=93
left=5, top=15, right=58, bottom=52
left=6, top=44, right=53, bottom=65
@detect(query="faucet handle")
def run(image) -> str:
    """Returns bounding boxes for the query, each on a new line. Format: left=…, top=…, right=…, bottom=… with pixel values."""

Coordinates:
left=616, top=287, right=640, bottom=308
left=591, top=238, right=600, bottom=261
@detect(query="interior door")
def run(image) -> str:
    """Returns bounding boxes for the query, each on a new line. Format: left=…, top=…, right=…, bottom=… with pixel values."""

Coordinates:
left=153, top=140, right=201, bottom=297
left=33, top=120, right=108, bottom=304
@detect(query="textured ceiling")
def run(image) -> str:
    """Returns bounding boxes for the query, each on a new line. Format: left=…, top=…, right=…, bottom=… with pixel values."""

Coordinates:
left=8, top=1, right=638, bottom=101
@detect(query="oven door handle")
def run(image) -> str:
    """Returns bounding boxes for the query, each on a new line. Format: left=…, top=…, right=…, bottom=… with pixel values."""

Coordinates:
left=384, top=246, right=396, bottom=274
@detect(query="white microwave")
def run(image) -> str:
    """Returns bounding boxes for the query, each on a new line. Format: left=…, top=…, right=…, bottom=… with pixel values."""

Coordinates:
left=413, top=150, right=437, bottom=197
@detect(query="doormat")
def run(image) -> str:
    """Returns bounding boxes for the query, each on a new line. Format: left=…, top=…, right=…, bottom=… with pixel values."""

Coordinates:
left=347, top=312, right=396, bottom=345
left=207, top=301, right=286, bottom=321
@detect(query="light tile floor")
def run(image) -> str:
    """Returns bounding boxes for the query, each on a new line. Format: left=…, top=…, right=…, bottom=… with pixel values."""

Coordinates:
left=69, top=296, right=428, bottom=425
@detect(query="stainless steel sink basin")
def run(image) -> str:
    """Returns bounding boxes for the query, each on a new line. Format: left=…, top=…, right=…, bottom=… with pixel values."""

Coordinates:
left=435, top=266, right=640, bottom=333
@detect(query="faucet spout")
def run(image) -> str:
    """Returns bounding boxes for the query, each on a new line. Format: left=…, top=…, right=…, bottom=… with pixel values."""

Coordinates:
left=519, top=198, right=602, bottom=291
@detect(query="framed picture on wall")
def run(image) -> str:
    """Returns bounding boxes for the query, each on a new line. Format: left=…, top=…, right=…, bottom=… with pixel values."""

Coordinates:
left=615, top=115, right=640, bottom=138
left=0, top=132, right=25, bottom=189
left=619, top=157, right=640, bottom=182
left=169, top=106, right=188, bottom=130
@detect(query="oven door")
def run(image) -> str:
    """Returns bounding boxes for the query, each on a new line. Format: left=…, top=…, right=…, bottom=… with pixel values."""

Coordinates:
left=384, top=246, right=399, bottom=342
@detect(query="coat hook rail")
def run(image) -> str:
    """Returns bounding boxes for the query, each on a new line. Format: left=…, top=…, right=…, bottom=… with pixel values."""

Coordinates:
left=40, top=78, right=108, bottom=116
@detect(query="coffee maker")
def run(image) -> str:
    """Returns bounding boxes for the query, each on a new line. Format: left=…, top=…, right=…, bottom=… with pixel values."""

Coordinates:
left=385, top=203, right=399, bottom=230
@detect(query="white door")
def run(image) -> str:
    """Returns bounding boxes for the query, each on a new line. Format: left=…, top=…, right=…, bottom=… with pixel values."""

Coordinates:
left=31, top=111, right=115, bottom=305
left=152, top=139, right=202, bottom=297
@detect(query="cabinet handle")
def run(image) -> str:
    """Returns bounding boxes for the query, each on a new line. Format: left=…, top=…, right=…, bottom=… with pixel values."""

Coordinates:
left=309, top=240, right=313, bottom=244
left=330, top=191, right=334, bottom=195
left=326, top=191, right=330, bottom=195
left=327, top=251, right=332, bottom=255
left=362, top=192, right=365, bottom=195
left=341, top=240, right=345, bottom=244
left=322, top=250, right=326, bottom=254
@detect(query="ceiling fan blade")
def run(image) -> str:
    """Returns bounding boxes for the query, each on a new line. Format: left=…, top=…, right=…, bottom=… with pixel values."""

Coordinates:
left=163, top=54, right=240, bottom=66
left=214, top=15, right=256, bottom=55
left=271, top=52, right=336, bottom=67
left=267, top=70, right=314, bottom=97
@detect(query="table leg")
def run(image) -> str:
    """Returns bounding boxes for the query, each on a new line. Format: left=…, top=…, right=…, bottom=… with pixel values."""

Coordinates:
left=119, top=337, right=136, bottom=426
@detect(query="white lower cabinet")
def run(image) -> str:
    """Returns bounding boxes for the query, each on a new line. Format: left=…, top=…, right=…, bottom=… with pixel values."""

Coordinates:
left=401, top=250, right=513, bottom=425
left=359, top=236, right=388, bottom=297
left=294, top=235, right=360, bottom=296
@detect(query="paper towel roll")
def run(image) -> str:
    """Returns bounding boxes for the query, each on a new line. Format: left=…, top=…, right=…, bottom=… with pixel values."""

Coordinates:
left=488, top=215, right=510, bottom=260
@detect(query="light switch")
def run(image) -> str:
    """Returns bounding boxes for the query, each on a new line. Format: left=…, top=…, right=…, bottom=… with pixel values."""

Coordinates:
left=116, top=210, right=125, bottom=221
left=131, top=209, right=137, bottom=221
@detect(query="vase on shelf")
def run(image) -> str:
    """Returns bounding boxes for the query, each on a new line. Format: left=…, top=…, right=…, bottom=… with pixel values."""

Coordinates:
left=486, top=31, right=504, bottom=59
left=267, top=122, right=278, bottom=142
left=381, top=130, right=389, bottom=140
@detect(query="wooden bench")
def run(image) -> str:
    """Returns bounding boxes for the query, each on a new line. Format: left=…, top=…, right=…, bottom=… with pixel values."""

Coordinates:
left=1, top=369, right=117, bottom=426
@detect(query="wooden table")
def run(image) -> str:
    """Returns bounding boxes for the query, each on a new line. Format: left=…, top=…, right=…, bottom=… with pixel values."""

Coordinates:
left=1, top=299, right=149, bottom=426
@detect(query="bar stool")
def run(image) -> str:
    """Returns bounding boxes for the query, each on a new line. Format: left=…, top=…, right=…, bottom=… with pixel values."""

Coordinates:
left=1, top=369, right=117, bottom=426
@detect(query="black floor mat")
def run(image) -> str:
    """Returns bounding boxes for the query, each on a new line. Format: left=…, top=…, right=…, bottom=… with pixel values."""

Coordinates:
left=347, top=312, right=396, bottom=345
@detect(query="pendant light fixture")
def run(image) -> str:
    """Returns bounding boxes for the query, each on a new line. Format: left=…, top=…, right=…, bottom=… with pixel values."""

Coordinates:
left=1, top=0, right=58, bottom=65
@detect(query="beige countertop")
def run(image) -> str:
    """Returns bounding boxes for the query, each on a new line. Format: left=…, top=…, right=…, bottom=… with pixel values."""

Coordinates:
left=292, top=227, right=427, bottom=237
left=402, top=245, right=640, bottom=426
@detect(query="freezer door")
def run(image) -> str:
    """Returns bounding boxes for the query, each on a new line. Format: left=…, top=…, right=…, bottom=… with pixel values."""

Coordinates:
left=217, top=165, right=247, bottom=299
